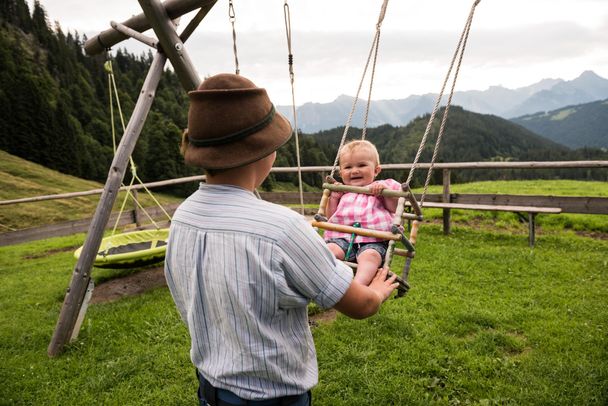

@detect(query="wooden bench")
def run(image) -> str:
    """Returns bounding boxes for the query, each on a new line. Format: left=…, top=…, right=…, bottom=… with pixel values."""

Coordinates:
left=408, top=202, right=562, bottom=247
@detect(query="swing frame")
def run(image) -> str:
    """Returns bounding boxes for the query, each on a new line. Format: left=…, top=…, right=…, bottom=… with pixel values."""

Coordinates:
left=48, top=0, right=219, bottom=357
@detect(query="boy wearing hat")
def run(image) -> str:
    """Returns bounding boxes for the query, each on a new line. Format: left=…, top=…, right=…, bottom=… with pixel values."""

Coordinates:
left=164, top=73, right=398, bottom=406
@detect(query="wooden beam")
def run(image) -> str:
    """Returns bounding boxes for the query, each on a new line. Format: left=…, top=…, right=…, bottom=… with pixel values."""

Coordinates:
left=418, top=202, right=562, bottom=214
left=310, top=220, right=402, bottom=241
left=322, top=182, right=411, bottom=198
left=0, top=175, right=206, bottom=206
left=138, top=0, right=200, bottom=91
left=449, top=194, right=608, bottom=215
left=84, top=0, right=217, bottom=55
left=273, top=161, right=608, bottom=171
left=48, top=52, right=167, bottom=358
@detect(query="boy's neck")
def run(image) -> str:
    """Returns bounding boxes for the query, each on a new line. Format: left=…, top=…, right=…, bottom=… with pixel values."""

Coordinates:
left=205, top=161, right=267, bottom=192
left=206, top=169, right=255, bottom=191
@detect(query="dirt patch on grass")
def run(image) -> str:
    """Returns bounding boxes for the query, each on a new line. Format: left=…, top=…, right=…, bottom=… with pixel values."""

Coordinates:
left=309, top=308, right=338, bottom=326
left=22, top=244, right=81, bottom=259
left=574, top=230, right=608, bottom=240
left=91, top=266, right=339, bottom=327
left=91, top=266, right=166, bottom=304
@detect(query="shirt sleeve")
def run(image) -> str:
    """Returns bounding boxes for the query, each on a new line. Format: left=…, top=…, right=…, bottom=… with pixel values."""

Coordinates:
left=164, top=230, right=189, bottom=324
left=379, top=178, right=402, bottom=191
left=275, top=213, right=353, bottom=309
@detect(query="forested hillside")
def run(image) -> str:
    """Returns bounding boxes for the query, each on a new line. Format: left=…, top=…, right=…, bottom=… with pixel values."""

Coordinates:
left=0, top=0, right=195, bottom=190
left=282, top=107, right=607, bottom=187
left=1, top=1, right=606, bottom=195
left=512, top=99, right=608, bottom=149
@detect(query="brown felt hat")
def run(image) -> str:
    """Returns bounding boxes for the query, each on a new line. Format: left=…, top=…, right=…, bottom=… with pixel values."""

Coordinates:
left=183, top=73, right=292, bottom=169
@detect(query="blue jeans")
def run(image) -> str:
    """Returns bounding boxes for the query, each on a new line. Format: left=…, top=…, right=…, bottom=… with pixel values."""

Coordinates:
left=197, top=370, right=311, bottom=406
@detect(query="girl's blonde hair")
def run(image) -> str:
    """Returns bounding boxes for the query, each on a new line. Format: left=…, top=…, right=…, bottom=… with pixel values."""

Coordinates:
left=339, top=140, right=381, bottom=165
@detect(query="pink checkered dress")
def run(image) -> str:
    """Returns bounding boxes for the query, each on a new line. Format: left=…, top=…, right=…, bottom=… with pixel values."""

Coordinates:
left=324, top=178, right=401, bottom=243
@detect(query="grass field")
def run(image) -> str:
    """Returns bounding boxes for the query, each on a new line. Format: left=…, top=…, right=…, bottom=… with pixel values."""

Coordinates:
left=1, top=152, right=607, bottom=404
left=0, top=150, right=182, bottom=231
left=1, top=221, right=606, bottom=405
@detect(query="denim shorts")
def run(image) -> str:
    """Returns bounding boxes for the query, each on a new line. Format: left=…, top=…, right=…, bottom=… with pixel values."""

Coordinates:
left=326, top=238, right=388, bottom=265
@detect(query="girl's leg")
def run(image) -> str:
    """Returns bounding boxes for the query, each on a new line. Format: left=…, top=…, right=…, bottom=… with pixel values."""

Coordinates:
left=327, top=242, right=345, bottom=260
left=353, top=249, right=382, bottom=285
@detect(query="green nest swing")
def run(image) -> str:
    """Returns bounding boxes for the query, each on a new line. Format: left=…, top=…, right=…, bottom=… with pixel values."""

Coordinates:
left=74, top=228, right=169, bottom=269
left=72, top=58, right=172, bottom=270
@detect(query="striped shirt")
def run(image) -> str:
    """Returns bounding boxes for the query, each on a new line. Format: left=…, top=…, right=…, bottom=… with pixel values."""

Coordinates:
left=164, top=183, right=353, bottom=400
left=324, top=178, right=401, bottom=243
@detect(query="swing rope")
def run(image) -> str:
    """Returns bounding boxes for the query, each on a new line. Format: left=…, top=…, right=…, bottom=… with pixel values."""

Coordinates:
left=104, top=57, right=171, bottom=236
left=328, top=0, right=389, bottom=180
left=228, top=0, right=240, bottom=75
left=283, top=0, right=305, bottom=214
left=361, top=1, right=387, bottom=140
left=405, top=0, right=481, bottom=205
left=313, top=0, right=481, bottom=290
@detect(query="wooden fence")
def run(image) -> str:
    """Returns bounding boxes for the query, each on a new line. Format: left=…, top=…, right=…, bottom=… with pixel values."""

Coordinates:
left=1, top=161, right=607, bottom=247
left=257, top=191, right=608, bottom=215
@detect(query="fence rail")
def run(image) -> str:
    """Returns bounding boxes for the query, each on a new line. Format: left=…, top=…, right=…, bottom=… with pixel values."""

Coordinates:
left=1, top=161, right=607, bottom=246
left=1, top=161, right=606, bottom=206
left=0, top=204, right=180, bottom=247
left=258, top=192, right=608, bottom=215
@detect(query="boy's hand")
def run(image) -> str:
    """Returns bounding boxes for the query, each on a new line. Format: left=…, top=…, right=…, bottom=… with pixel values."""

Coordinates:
left=368, top=267, right=399, bottom=302
left=369, top=181, right=386, bottom=196
left=334, top=267, right=399, bottom=318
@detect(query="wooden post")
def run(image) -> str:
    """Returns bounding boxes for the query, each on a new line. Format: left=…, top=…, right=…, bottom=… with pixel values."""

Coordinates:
left=528, top=212, right=536, bottom=247
left=442, top=169, right=451, bottom=235
left=47, top=53, right=167, bottom=357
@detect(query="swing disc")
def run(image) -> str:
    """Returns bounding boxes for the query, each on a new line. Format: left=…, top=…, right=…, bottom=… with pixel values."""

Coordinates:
left=74, top=229, right=170, bottom=269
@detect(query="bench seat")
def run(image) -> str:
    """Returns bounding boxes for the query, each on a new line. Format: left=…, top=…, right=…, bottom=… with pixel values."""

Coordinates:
left=405, top=202, right=562, bottom=247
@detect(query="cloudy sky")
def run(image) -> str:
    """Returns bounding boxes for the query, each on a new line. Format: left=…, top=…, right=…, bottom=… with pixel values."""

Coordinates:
left=35, top=0, right=608, bottom=105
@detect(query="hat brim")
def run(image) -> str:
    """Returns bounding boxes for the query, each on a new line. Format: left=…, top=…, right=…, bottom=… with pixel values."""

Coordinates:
left=183, top=110, right=292, bottom=170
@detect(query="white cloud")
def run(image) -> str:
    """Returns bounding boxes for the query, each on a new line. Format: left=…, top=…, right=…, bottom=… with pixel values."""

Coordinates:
left=35, top=0, right=608, bottom=104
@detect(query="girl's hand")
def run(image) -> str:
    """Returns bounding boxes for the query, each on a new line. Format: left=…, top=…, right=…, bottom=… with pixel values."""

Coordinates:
left=369, top=181, right=386, bottom=196
left=330, top=182, right=344, bottom=200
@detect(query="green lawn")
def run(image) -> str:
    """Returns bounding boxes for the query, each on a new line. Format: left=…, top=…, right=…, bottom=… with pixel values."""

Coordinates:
left=1, top=222, right=606, bottom=405
left=423, top=179, right=608, bottom=196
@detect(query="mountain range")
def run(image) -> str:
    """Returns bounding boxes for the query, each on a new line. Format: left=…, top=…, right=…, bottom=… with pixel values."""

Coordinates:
left=277, top=71, right=608, bottom=135
left=512, top=98, right=608, bottom=149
